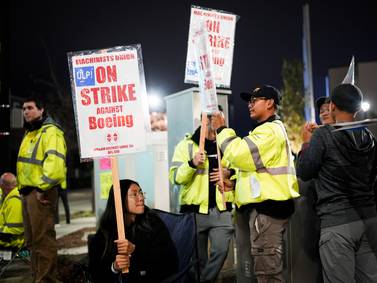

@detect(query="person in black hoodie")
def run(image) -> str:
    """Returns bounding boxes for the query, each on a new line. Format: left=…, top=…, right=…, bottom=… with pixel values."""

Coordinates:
left=297, top=84, right=377, bottom=283
left=88, top=179, right=178, bottom=283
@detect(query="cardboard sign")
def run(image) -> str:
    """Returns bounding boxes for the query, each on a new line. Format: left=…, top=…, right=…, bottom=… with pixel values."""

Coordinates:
left=67, top=45, right=150, bottom=159
left=185, top=6, right=237, bottom=88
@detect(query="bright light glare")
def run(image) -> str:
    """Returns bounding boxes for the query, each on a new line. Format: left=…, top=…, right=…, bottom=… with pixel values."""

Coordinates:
left=361, top=101, right=370, bottom=112
left=148, top=94, right=162, bottom=109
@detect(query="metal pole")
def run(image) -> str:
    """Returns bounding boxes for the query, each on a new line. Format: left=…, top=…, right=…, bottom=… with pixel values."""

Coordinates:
left=302, top=4, right=315, bottom=122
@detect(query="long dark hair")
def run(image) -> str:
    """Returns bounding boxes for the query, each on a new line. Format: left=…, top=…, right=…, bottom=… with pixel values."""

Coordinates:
left=98, top=179, right=153, bottom=259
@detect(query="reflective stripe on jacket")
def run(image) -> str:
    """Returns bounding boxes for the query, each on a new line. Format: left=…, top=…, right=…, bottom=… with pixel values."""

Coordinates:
left=217, top=120, right=299, bottom=208
left=169, top=135, right=234, bottom=214
left=0, top=187, right=24, bottom=248
left=17, top=117, right=67, bottom=191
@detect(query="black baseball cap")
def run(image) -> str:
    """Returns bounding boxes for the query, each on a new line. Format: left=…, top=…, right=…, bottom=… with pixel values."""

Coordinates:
left=240, top=85, right=281, bottom=105
left=315, top=96, right=330, bottom=112
left=330, top=84, right=363, bottom=113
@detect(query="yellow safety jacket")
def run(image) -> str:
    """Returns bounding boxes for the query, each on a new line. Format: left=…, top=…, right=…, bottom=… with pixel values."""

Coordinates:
left=169, top=134, right=235, bottom=214
left=0, top=187, right=24, bottom=248
left=17, top=117, right=67, bottom=191
left=217, top=120, right=299, bottom=208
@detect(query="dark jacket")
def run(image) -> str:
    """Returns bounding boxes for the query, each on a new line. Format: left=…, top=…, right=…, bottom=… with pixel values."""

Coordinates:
left=297, top=125, right=377, bottom=228
left=89, top=209, right=178, bottom=283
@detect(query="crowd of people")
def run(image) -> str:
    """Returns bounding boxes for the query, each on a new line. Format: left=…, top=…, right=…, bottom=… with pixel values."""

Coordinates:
left=170, top=83, right=377, bottom=283
left=1, top=82, right=376, bottom=283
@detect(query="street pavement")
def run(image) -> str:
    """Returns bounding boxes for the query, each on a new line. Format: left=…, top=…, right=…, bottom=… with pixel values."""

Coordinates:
left=56, top=188, right=96, bottom=255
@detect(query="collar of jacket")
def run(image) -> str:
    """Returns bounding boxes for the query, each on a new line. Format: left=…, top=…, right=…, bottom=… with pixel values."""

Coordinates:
left=190, top=127, right=201, bottom=145
left=24, top=116, right=63, bottom=132
left=23, top=115, right=46, bottom=131
left=252, top=114, right=280, bottom=130
left=189, top=126, right=216, bottom=146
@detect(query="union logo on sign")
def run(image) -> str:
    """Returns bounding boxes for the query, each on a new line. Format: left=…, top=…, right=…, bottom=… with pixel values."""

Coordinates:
left=74, top=66, right=95, bottom=87
left=186, top=61, right=198, bottom=76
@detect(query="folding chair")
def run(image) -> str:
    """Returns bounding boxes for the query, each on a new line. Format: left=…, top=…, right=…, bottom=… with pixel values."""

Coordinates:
left=153, top=209, right=199, bottom=283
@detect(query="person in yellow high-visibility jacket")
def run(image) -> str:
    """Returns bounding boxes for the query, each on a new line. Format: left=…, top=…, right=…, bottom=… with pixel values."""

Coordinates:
left=169, top=105, right=235, bottom=282
left=213, top=86, right=299, bottom=282
left=0, top=173, right=24, bottom=249
left=17, top=95, right=67, bottom=283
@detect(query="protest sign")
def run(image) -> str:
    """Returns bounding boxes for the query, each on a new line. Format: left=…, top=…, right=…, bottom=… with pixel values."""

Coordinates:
left=185, top=5, right=237, bottom=88
left=67, top=45, right=150, bottom=160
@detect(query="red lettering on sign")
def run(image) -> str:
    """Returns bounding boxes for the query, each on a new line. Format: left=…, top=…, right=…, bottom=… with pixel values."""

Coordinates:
left=213, top=57, right=225, bottom=67
left=193, top=9, right=202, bottom=16
left=116, top=84, right=137, bottom=102
left=208, top=34, right=230, bottom=49
left=128, top=84, right=136, bottom=100
left=114, top=53, right=135, bottom=61
left=204, top=79, right=214, bottom=90
left=79, top=84, right=136, bottom=106
left=100, top=87, right=111, bottom=103
left=88, top=115, right=134, bottom=129
left=206, top=20, right=220, bottom=33
left=95, top=65, right=117, bottom=84
left=199, top=55, right=209, bottom=70
left=96, top=67, right=106, bottom=83
left=81, top=88, right=91, bottom=106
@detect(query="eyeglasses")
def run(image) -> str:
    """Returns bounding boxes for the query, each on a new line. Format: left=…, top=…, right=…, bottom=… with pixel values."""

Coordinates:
left=128, top=190, right=146, bottom=199
left=248, top=97, right=268, bottom=105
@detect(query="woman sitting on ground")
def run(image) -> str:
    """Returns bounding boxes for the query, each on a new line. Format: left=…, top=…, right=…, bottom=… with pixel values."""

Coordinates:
left=89, top=179, right=178, bottom=283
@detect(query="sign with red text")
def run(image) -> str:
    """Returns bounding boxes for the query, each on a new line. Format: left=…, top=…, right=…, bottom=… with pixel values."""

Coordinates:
left=67, top=45, right=150, bottom=159
left=185, top=6, right=237, bottom=88
left=193, top=24, right=218, bottom=113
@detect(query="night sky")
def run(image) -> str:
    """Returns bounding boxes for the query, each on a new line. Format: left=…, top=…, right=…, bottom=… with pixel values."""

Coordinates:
left=9, top=0, right=377, bottom=136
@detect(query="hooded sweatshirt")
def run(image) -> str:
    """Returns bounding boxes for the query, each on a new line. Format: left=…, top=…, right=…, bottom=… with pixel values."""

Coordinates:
left=297, top=125, right=377, bottom=228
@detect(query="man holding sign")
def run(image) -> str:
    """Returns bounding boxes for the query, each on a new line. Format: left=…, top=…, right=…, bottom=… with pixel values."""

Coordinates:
left=213, top=85, right=299, bottom=282
left=169, top=105, right=235, bottom=283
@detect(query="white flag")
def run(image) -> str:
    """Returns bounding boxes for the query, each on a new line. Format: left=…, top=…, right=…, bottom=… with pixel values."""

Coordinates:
left=342, top=56, right=355, bottom=85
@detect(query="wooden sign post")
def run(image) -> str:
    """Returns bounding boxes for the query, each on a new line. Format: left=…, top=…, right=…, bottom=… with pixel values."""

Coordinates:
left=199, top=113, right=208, bottom=153
left=216, top=132, right=226, bottom=208
left=111, top=156, right=128, bottom=273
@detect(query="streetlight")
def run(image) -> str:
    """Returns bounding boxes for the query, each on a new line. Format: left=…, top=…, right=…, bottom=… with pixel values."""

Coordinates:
left=361, top=101, right=370, bottom=112
left=148, top=91, right=164, bottom=112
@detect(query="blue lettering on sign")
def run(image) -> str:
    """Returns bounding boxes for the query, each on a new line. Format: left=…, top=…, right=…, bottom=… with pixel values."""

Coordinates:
left=74, top=66, right=95, bottom=87
left=186, top=61, right=198, bottom=76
